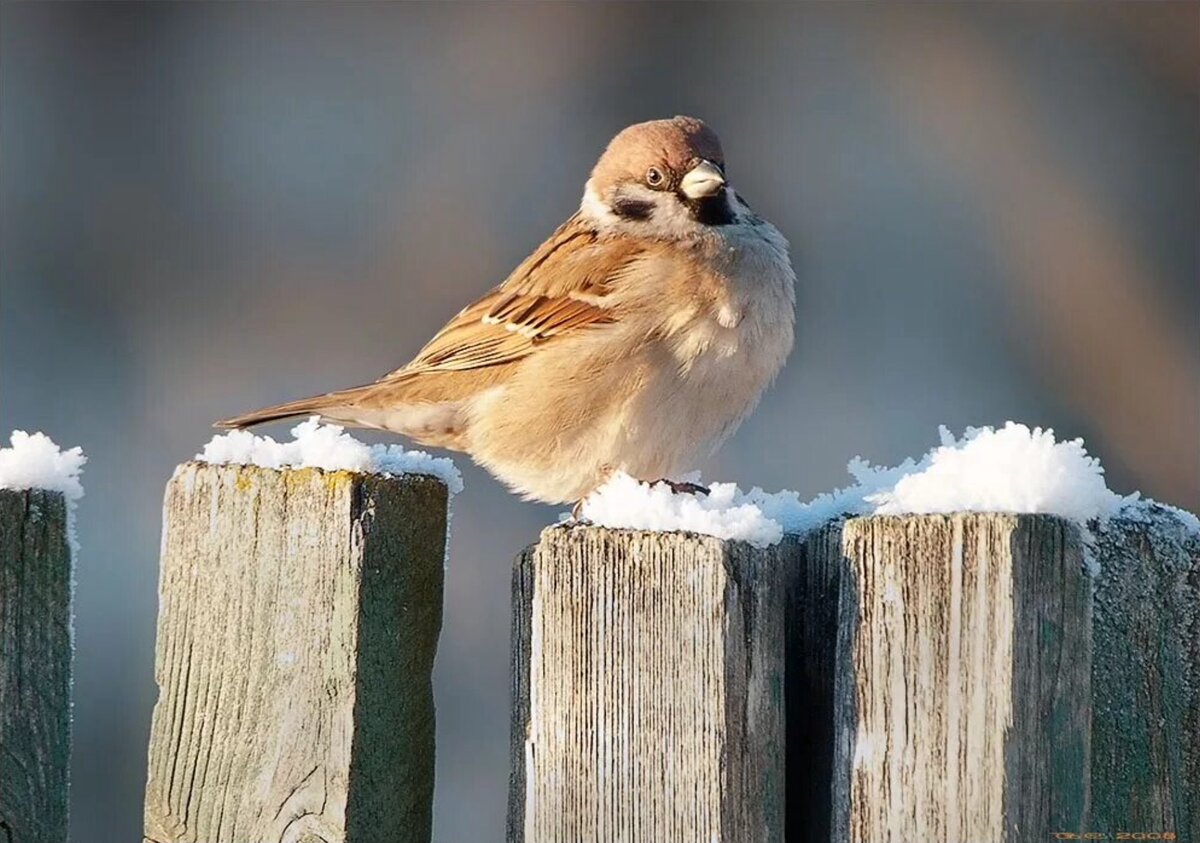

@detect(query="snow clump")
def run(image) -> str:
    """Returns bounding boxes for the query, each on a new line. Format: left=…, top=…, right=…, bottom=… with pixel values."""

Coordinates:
left=198, top=417, right=462, bottom=494
left=575, top=423, right=1168, bottom=548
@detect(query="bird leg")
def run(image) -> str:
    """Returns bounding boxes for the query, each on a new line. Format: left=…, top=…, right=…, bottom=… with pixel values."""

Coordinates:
left=651, top=478, right=711, bottom=496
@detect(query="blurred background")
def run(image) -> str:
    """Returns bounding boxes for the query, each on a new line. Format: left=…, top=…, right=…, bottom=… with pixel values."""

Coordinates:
left=2, top=3, right=1197, bottom=840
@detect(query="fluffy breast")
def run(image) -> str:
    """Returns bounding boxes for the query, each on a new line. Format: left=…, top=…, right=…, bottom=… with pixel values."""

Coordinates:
left=647, top=212, right=796, bottom=459
left=670, top=215, right=795, bottom=375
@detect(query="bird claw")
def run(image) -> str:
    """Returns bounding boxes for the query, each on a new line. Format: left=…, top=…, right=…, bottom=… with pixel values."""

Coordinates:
left=568, top=500, right=593, bottom=524
left=651, top=478, right=711, bottom=496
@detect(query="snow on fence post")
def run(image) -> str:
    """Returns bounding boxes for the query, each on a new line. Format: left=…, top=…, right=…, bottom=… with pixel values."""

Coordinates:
left=820, top=513, right=1094, bottom=841
left=0, top=489, right=72, bottom=843
left=143, top=462, right=448, bottom=843
left=507, top=526, right=799, bottom=842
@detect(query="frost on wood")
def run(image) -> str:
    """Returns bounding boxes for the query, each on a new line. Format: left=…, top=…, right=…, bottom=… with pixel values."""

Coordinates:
left=144, top=463, right=447, bottom=843
left=1090, top=503, right=1200, bottom=839
left=0, top=488, right=72, bottom=843
left=198, top=416, right=463, bottom=493
left=509, top=526, right=797, bottom=842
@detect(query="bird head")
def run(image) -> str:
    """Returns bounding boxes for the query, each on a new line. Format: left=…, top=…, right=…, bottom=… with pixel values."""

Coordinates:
left=582, top=116, right=736, bottom=233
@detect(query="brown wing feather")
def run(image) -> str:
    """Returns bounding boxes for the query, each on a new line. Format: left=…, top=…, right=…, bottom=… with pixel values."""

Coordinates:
left=383, top=214, right=642, bottom=379
left=217, top=215, right=649, bottom=432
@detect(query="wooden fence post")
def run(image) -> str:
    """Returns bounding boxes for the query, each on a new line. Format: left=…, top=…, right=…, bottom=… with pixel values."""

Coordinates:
left=507, top=526, right=799, bottom=843
left=821, top=513, right=1093, bottom=842
left=0, top=489, right=73, bottom=843
left=1091, top=505, right=1199, bottom=839
left=143, top=462, right=448, bottom=843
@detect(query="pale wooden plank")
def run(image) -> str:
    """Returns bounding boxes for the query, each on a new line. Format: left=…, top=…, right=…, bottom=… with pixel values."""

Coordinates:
left=826, top=513, right=1092, bottom=842
left=143, top=463, right=447, bottom=843
left=508, top=526, right=795, bottom=843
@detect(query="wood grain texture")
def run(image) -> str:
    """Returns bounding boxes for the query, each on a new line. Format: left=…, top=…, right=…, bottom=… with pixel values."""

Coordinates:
left=826, top=514, right=1092, bottom=843
left=143, top=463, right=447, bottom=843
left=1091, top=505, right=1200, bottom=840
left=0, top=489, right=72, bottom=843
left=508, top=526, right=796, bottom=843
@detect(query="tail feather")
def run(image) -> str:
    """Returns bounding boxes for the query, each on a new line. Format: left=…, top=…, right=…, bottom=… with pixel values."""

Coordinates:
left=214, top=387, right=366, bottom=430
left=216, top=375, right=469, bottom=450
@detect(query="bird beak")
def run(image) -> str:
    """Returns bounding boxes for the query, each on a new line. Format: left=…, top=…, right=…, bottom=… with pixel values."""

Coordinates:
left=679, top=160, right=726, bottom=199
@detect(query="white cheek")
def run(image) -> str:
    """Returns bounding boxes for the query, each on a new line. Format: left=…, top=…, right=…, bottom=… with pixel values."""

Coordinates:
left=580, top=181, right=747, bottom=245
left=579, top=180, right=617, bottom=225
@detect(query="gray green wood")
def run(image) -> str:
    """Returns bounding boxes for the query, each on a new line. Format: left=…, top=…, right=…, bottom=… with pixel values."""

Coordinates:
left=143, top=462, right=447, bottom=843
left=508, top=526, right=797, bottom=843
left=785, top=522, right=844, bottom=842
left=0, top=489, right=73, bottom=843
left=824, top=513, right=1093, bottom=842
left=1091, top=504, right=1199, bottom=840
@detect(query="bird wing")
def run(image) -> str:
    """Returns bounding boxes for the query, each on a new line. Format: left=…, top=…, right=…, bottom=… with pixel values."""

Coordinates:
left=384, top=214, right=643, bottom=378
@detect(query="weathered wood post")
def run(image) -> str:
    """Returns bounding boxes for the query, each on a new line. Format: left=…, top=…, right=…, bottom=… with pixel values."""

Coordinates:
left=143, top=462, right=448, bottom=843
left=0, top=488, right=73, bottom=843
left=818, top=513, right=1094, bottom=842
left=508, top=526, right=800, bottom=843
left=1091, top=505, right=1200, bottom=840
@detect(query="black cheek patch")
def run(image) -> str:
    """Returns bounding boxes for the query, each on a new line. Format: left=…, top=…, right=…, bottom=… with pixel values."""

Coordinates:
left=687, top=193, right=736, bottom=226
left=611, top=197, right=655, bottom=220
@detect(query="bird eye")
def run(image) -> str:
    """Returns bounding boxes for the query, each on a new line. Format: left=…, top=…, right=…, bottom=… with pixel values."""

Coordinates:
left=645, top=167, right=664, bottom=187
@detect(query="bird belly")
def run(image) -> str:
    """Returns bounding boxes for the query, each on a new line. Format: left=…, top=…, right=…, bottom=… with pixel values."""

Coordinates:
left=465, top=309, right=792, bottom=504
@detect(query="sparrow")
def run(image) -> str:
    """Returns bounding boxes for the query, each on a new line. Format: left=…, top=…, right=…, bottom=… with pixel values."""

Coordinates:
left=217, top=116, right=796, bottom=506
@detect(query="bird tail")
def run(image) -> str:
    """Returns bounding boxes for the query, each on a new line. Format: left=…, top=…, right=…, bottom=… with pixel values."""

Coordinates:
left=214, top=386, right=370, bottom=430
left=216, top=377, right=467, bottom=450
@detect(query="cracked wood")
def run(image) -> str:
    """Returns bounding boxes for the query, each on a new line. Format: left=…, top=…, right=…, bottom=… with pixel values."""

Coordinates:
left=143, top=463, right=447, bottom=843
left=508, top=526, right=798, bottom=843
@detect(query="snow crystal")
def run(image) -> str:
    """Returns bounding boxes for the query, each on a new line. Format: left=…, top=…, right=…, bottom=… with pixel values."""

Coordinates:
left=865, top=424, right=1127, bottom=522
left=573, top=422, right=1189, bottom=548
left=198, top=417, right=463, bottom=494
left=0, top=430, right=87, bottom=500
left=0, top=430, right=87, bottom=669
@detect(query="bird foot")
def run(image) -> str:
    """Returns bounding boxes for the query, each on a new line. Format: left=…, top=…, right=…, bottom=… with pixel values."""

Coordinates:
left=568, top=500, right=593, bottom=524
left=651, top=478, right=711, bottom=496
